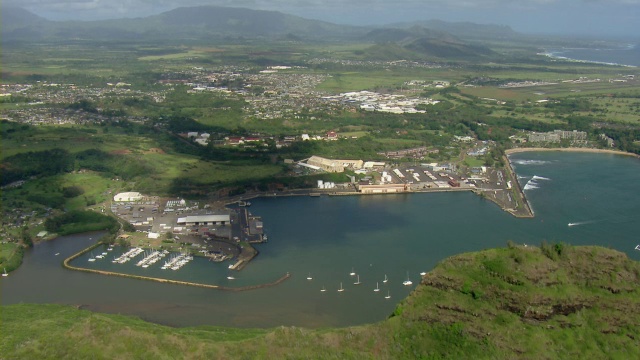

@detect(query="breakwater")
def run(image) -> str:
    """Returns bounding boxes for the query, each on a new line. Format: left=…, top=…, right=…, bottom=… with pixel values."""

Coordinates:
left=502, top=155, right=534, bottom=218
left=63, top=244, right=290, bottom=291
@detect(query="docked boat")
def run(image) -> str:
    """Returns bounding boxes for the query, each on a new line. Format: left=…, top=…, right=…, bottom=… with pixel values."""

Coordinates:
left=420, top=271, right=426, bottom=276
left=353, top=275, right=361, bottom=285
left=2, top=268, right=8, bottom=277
left=238, top=201, right=251, bottom=207
left=227, top=276, right=235, bottom=280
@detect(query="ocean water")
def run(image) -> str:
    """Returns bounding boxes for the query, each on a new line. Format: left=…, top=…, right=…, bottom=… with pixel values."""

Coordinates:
left=2, top=152, right=639, bottom=328
left=544, top=44, right=640, bottom=67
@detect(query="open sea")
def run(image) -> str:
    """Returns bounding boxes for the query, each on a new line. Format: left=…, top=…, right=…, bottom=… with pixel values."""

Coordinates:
left=544, top=43, right=640, bottom=67
left=2, top=152, right=640, bottom=328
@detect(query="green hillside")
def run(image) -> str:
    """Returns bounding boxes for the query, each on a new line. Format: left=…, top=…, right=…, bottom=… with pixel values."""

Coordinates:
left=2, top=244, right=639, bottom=359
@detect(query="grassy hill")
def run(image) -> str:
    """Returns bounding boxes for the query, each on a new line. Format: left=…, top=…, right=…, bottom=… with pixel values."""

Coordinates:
left=2, top=244, right=639, bottom=359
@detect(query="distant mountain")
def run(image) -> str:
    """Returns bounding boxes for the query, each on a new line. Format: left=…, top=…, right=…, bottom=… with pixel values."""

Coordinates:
left=1, top=6, right=366, bottom=42
left=389, top=20, right=520, bottom=41
left=361, top=26, right=495, bottom=60
left=1, top=7, right=51, bottom=40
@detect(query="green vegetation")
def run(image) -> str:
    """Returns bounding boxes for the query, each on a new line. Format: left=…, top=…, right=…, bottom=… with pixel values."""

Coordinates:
left=2, top=245, right=639, bottom=359
left=0, top=242, right=24, bottom=273
left=44, top=210, right=119, bottom=236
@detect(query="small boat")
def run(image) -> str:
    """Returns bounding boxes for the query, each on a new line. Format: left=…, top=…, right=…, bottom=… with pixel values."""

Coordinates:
left=88, top=252, right=96, bottom=262
left=353, top=275, right=361, bottom=285
left=55, top=253, right=60, bottom=256
left=307, top=273, right=313, bottom=280
left=2, top=268, right=8, bottom=277
left=403, top=272, right=412, bottom=286
left=374, top=282, right=380, bottom=292
left=227, top=276, right=235, bottom=280
left=635, top=245, right=640, bottom=251
left=385, top=290, right=391, bottom=299
left=238, top=201, right=251, bottom=207
left=338, top=282, right=344, bottom=292
left=320, top=286, right=326, bottom=292
left=420, top=271, right=426, bottom=276
left=350, top=267, right=356, bottom=276
left=383, top=274, right=388, bottom=283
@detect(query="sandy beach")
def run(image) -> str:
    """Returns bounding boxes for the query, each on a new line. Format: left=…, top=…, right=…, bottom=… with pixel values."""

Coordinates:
left=506, top=147, right=640, bottom=159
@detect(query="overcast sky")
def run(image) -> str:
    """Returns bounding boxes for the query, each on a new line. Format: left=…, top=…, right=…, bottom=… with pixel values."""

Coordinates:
left=5, top=0, right=640, bottom=37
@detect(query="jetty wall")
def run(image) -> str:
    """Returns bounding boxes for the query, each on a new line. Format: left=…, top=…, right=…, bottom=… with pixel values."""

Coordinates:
left=63, top=244, right=290, bottom=291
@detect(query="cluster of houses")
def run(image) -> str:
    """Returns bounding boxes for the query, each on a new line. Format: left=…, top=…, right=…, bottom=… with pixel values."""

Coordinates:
left=323, top=90, right=440, bottom=114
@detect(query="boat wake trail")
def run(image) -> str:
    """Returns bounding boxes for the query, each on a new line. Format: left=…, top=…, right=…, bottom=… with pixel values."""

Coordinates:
left=512, top=160, right=552, bottom=165
left=567, top=220, right=600, bottom=227
left=523, top=175, right=551, bottom=191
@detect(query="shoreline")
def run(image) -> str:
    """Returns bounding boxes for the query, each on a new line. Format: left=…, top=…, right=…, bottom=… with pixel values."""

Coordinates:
left=506, top=147, right=640, bottom=159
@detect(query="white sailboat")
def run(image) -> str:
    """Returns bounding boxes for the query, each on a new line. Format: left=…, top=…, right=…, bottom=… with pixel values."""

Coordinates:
left=350, top=267, right=356, bottom=276
left=385, top=290, right=391, bottom=299
left=338, top=282, right=345, bottom=292
left=320, top=286, right=326, bottom=292
left=307, top=273, right=313, bottom=280
left=374, top=282, right=380, bottom=292
left=354, top=275, right=361, bottom=285
left=402, top=271, right=412, bottom=286
left=88, top=252, right=96, bottom=262
left=420, top=271, right=426, bottom=276
left=2, top=268, right=8, bottom=277
left=383, top=274, right=388, bottom=283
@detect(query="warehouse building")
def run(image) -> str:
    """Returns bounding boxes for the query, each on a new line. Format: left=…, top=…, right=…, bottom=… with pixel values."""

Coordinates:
left=176, top=215, right=230, bottom=226
left=357, top=184, right=408, bottom=194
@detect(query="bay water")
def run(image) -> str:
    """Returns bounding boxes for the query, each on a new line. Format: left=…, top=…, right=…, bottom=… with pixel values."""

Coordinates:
left=2, top=152, right=639, bottom=328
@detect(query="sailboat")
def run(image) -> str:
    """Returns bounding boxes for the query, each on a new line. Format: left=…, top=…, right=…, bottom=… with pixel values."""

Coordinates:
left=350, top=267, right=356, bottom=276
left=354, top=275, right=361, bottom=285
left=402, top=271, right=412, bottom=286
left=227, top=275, right=235, bottom=280
left=383, top=274, right=388, bottom=283
left=420, top=271, right=426, bottom=276
left=385, top=290, right=391, bottom=299
left=374, top=282, right=380, bottom=292
left=338, top=282, right=345, bottom=292
left=2, top=268, right=8, bottom=277
left=320, top=286, right=326, bottom=292
left=88, top=252, right=96, bottom=262
left=307, top=273, right=313, bottom=280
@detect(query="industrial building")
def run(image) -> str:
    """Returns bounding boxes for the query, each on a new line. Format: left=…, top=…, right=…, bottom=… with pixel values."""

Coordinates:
left=176, top=215, right=230, bottom=226
left=357, top=184, right=408, bottom=194
left=113, top=192, right=143, bottom=202
left=307, top=156, right=344, bottom=173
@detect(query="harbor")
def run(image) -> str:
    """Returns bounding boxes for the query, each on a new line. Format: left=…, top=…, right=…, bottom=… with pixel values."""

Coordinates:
left=3, top=151, right=640, bottom=329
